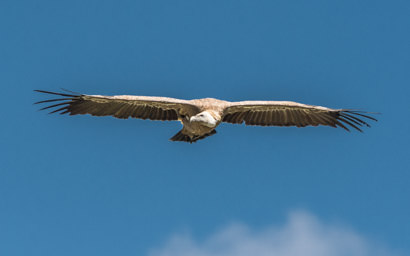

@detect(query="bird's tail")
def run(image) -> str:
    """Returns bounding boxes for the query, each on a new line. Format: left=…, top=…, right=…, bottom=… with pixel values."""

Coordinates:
left=169, top=130, right=217, bottom=143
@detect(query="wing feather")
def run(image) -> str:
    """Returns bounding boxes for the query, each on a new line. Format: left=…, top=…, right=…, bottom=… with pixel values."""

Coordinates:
left=35, top=90, right=199, bottom=121
left=222, top=100, right=377, bottom=132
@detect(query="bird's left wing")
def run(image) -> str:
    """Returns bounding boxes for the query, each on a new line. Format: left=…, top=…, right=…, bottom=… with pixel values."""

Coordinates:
left=34, top=90, right=200, bottom=121
left=222, top=100, right=377, bottom=132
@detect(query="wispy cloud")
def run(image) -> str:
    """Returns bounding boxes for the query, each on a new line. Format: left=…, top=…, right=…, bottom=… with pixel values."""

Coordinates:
left=148, top=211, right=399, bottom=256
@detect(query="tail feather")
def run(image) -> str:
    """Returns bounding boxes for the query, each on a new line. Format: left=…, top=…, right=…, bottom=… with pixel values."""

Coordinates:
left=170, top=130, right=217, bottom=143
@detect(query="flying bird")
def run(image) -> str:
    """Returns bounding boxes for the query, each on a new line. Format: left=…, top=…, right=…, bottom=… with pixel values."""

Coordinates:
left=35, top=90, right=377, bottom=143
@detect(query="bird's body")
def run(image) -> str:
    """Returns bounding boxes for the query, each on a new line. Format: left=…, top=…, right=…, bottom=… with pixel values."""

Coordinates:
left=179, top=98, right=226, bottom=139
left=35, top=90, right=377, bottom=143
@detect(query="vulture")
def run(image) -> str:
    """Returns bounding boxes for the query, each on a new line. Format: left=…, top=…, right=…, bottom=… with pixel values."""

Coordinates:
left=35, top=90, right=377, bottom=143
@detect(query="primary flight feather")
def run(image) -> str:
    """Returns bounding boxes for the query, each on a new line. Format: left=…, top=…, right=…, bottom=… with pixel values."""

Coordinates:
left=35, top=90, right=377, bottom=143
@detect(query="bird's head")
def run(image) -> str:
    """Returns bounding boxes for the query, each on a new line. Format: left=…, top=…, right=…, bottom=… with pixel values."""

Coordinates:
left=190, top=111, right=217, bottom=127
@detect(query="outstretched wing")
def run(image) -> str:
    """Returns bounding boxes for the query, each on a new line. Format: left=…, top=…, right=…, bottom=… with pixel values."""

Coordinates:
left=222, top=101, right=377, bottom=132
left=35, top=90, right=200, bottom=121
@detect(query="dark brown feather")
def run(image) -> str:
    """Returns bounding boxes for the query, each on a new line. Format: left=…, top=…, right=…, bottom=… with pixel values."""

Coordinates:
left=34, top=90, right=198, bottom=122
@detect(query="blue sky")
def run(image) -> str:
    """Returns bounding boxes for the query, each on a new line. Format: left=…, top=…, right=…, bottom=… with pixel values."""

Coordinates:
left=1, top=0, right=409, bottom=255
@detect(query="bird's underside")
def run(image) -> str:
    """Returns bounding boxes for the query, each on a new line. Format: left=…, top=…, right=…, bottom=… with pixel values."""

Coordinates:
left=34, top=90, right=377, bottom=143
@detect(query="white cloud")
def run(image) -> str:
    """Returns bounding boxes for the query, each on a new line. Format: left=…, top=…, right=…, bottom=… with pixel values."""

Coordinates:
left=148, top=211, right=399, bottom=256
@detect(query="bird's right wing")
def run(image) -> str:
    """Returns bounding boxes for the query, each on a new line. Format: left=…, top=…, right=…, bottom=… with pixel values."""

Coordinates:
left=34, top=90, right=200, bottom=121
